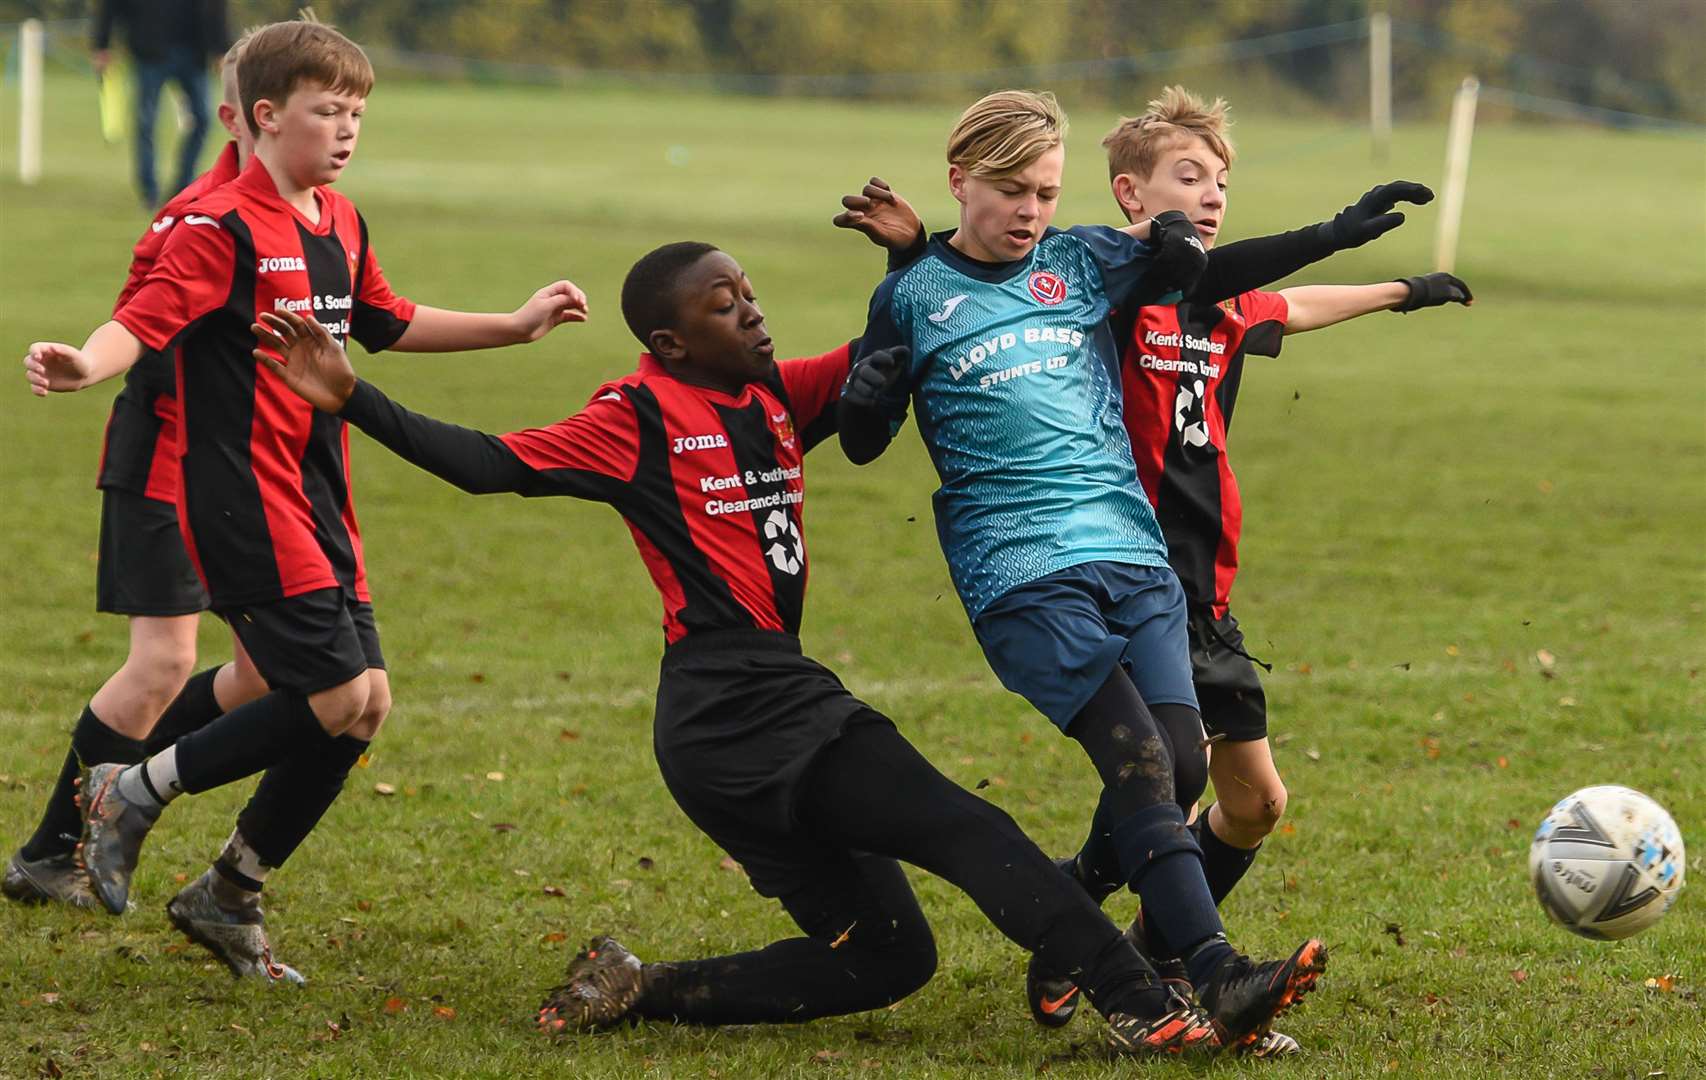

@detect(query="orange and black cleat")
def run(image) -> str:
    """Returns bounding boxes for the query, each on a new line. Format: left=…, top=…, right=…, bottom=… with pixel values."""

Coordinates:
left=1196, top=937, right=1327, bottom=1050
left=1105, top=988, right=1221, bottom=1057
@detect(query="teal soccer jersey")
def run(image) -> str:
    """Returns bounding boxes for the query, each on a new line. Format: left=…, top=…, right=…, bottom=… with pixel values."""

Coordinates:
left=858, top=226, right=1176, bottom=619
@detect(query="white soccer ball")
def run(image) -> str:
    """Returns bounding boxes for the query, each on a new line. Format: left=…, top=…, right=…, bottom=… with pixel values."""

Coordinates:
left=1529, top=785, right=1685, bottom=940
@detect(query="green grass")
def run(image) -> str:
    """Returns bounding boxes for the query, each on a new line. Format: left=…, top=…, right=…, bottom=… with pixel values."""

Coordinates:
left=1, top=72, right=1703, bottom=1078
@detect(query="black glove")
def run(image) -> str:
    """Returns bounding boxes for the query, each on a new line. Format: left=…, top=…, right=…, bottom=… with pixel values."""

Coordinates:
left=1324, top=181, right=1434, bottom=250
left=1149, top=210, right=1208, bottom=295
left=1393, top=272, right=1473, bottom=312
left=842, top=346, right=910, bottom=411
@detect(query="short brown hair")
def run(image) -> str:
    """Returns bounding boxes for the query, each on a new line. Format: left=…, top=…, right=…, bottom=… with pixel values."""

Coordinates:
left=1102, top=86, right=1235, bottom=182
left=946, top=90, right=1067, bottom=180
left=238, top=19, right=374, bottom=136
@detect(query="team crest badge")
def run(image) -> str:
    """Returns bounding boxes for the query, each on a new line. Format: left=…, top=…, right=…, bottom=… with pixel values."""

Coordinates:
left=770, top=410, right=797, bottom=449
left=1028, top=270, right=1067, bottom=306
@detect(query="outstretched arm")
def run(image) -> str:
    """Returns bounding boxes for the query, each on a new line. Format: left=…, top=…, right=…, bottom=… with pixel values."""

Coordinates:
left=1281, top=272, right=1472, bottom=334
left=254, top=310, right=550, bottom=495
left=1193, top=181, right=1435, bottom=302
left=837, top=346, right=911, bottom=465
left=23, top=321, right=145, bottom=395
left=390, top=280, right=589, bottom=353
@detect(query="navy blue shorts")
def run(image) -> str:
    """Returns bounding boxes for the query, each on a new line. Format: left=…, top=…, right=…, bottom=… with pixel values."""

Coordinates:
left=972, top=561, right=1197, bottom=731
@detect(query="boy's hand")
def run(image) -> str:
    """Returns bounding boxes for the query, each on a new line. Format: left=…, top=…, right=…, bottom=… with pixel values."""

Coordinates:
left=833, top=178, right=924, bottom=254
left=1393, top=272, right=1473, bottom=312
left=1150, top=210, right=1209, bottom=296
left=23, top=342, right=95, bottom=396
left=252, top=311, right=358, bottom=413
left=512, top=280, right=590, bottom=342
left=842, top=346, right=911, bottom=411
left=1329, top=181, right=1434, bottom=249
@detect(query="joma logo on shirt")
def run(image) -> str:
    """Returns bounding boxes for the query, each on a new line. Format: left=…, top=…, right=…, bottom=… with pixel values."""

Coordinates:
left=258, top=256, right=307, bottom=273
left=672, top=433, right=729, bottom=454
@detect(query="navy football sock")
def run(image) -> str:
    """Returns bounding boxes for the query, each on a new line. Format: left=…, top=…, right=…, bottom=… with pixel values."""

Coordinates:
left=1192, top=809, right=1261, bottom=906
left=236, top=734, right=368, bottom=869
left=1114, top=803, right=1225, bottom=964
left=172, top=690, right=323, bottom=795
left=19, top=706, right=146, bottom=861
left=144, top=666, right=225, bottom=755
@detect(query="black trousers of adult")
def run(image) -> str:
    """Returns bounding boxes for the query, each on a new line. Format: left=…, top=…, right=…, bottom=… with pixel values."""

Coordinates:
left=635, top=720, right=1155, bottom=1026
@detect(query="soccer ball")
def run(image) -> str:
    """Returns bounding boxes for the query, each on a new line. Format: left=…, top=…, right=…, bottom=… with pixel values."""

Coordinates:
left=1529, top=785, right=1685, bottom=940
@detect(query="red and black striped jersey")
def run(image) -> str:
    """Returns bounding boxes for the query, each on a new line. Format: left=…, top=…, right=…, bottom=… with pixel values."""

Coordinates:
left=1119, top=290, right=1288, bottom=618
left=113, top=157, right=416, bottom=608
left=337, top=346, right=852, bottom=643
left=97, top=140, right=242, bottom=501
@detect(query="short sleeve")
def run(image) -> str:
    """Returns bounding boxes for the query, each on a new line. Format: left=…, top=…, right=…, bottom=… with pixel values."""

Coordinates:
left=349, top=214, right=417, bottom=353
left=113, top=213, right=237, bottom=351
left=776, top=342, right=853, bottom=450
left=1064, top=224, right=1157, bottom=308
left=1237, top=290, right=1289, bottom=358
left=498, top=388, right=641, bottom=490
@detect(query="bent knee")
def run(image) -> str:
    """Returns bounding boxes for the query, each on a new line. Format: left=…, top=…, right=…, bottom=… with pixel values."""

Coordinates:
left=308, top=677, right=371, bottom=735
left=1173, top=747, right=1209, bottom=815
left=344, top=675, right=391, bottom=741
left=1219, top=782, right=1288, bottom=837
left=871, top=924, right=937, bottom=1003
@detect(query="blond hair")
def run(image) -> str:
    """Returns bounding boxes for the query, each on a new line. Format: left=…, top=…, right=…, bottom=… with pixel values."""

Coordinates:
left=238, top=17, right=374, bottom=136
left=1102, top=86, right=1235, bottom=182
left=219, top=29, right=257, bottom=107
left=946, top=90, right=1067, bottom=180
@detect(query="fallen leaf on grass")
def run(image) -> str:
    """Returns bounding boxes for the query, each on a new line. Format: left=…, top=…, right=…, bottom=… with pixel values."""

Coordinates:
left=1511, top=969, right=1529, bottom=984
left=1445, top=644, right=1460, bottom=657
left=1535, top=649, right=1557, bottom=674
left=1506, top=818, right=1523, bottom=831
left=1497, top=756, right=1509, bottom=768
left=373, top=783, right=396, bottom=797
left=542, top=885, right=567, bottom=897
left=356, top=900, right=373, bottom=913
left=39, top=993, right=59, bottom=1005
left=356, top=753, right=372, bottom=769
left=1645, top=975, right=1677, bottom=993
left=813, top=1050, right=846, bottom=1064
left=229, top=1023, right=251, bottom=1036
left=542, top=931, right=567, bottom=944
left=512, top=868, right=531, bottom=877
left=1305, top=748, right=1321, bottom=762
left=719, top=856, right=744, bottom=874
left=469, top=672, right=486, bottom=683
left=383, top=997, right=408, bottom=1015
left=1420, top=736, right=1441, bottom=760
left=432, top=1006, right=456, bottom=1021
left=559, top=728, right=580, bottom=740
left=174, top=872, right=189, bottom=884
left=491, top=823, right=517, bottom=834
left=486, top=771, right=505, bottom=782
left=1557, top=696, right=1577, bottom=708
left=1278, top=821, right=1297, bottom=836
left=41, top=1058, right=63, bottom=1079
left=1383, top=922, right=1406, bottom=947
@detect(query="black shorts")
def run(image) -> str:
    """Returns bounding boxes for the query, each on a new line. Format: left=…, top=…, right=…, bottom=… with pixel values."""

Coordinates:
left=95, top=487, right=210, bottom=616
left=651, top=630, right=891, bottom=900
left=1188, top=608, right=1268, bottom=742
left=221, top=587, right=385, bottom=696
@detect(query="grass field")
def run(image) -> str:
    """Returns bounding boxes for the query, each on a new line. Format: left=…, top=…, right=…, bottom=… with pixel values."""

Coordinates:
left=1, top=68, right=1703, bottom=1078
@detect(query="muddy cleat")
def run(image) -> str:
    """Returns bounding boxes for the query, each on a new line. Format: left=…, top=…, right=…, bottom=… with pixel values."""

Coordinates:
left=1105, top=988, right=1221, bottom=1057
left=76, top=763, right=162, bottom=915
left=3, top=850, right=98, bottom=908
left=537, top=936, right=645, bottom=1033
left=1244, top=1028, right=1302, bottom=1058
left=166, top=869, right=305, bottom=985
left=1196, top=938, right=1327, bottom=1049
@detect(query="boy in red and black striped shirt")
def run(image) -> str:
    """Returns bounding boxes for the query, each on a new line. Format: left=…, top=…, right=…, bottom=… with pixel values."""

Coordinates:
left=1092, top=89, right=1469, bottom=931
left=5, top=32, right=271, bottom=911
left=250, top=242, right=1231, bottom=1057
left=24, top=20, right=587, bottom=981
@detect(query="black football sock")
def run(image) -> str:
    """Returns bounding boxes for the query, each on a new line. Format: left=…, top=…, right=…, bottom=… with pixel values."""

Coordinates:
left=18, top=706, right=146, bottom=861
left=236, top=734, right=368, bottom=869
left=171, top=690, right=324, bottom=795
left=144, top=666, right=226, bottom=755
left=1193, top=808, right=1262, bottom=906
